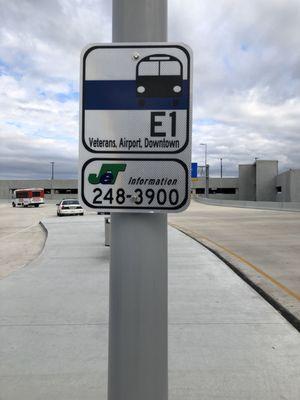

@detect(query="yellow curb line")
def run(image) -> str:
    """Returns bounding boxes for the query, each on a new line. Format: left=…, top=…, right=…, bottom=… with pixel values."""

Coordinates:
left=170, top=223, right=300, bottom=302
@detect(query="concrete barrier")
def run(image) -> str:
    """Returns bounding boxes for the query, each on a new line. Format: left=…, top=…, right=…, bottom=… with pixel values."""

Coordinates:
left=196, top=197, right=300, bottom=212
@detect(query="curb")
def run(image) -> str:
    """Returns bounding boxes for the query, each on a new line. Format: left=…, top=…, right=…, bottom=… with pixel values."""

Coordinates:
left=172, top=225, right=300, bottom=333
left=195, top=197, right=300, bottom=212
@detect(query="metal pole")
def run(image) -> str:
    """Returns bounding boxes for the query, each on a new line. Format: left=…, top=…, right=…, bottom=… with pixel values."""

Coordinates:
left=205, top=145, right=208, bottom=197
left=109, top=2, right=168, bottom=400
left=200, top=143, right=207, bottom=197
left=113, top=0, right=167, bottom=41
left=105, top=217, right=111, bottom=247
left=220, top=157, right=223, bottom=178
left=205, top=164, right=209, bottom=198
left=50, top=162, right=54, bottom=200
left=50, top=161, right=54, bottom=180
left=200, top=143, right=207, bottom=166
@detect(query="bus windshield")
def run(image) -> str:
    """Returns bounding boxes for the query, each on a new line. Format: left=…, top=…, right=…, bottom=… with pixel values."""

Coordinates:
left=138, top=61, right=159, bottom=76
left=160, top=61, right=181, bottom=75
left=138, top=57, right=182, bottom=77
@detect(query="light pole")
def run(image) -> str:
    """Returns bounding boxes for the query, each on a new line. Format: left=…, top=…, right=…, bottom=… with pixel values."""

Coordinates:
left=200, top=143, right=207, bottom=167
left=220, top=157, right=223, bottom=178
left=200, top=143, right=208, bottom=197
left=50, top=162, right=54, bottom=180
left=50, top=162, right=55, bottom=200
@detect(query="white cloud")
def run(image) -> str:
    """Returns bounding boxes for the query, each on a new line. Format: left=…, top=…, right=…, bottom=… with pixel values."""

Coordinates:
left=0, top=0, right=299, bottom=178
left=0, top=0, right=111, bottom=177
left=168, top=0, right=300, bottom=175
left=0, top=125, right=78, bottom=179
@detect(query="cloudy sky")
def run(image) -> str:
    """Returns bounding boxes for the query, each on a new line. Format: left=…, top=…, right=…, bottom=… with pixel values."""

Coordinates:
left=0, top=0, right=299, bottom=179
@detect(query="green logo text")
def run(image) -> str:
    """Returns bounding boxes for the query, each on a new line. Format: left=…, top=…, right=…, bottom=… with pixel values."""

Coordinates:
left=88, top=163, right=126, bottom=185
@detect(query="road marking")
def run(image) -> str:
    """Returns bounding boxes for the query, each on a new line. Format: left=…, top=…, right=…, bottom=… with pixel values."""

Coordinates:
left=170, top=224, right=300, bottom=302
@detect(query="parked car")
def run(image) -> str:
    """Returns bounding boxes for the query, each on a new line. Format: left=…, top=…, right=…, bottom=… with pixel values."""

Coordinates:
left=56, top=199, right=84, bottom=216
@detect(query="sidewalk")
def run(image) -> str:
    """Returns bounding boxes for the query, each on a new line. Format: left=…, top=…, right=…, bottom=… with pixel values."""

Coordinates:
left=0, top=215, right=299, bottom=400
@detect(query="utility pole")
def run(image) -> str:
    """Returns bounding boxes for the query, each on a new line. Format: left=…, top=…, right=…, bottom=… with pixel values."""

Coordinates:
left=50, top=161, right=54, bottom=180
left=220, top=157, right=223, bottom=178
left=200, top=143, right=208, bottom=198
left=200, top=143, right=207, bottom=168
left=205, top=164, right=209, bottom=198
left=50, top=161, right=54, bottom=200
left=108, top=1, right=168, bottom=400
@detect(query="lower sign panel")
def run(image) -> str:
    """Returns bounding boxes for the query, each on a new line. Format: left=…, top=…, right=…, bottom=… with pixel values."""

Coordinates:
left=80, top=158, right=189, bottom=212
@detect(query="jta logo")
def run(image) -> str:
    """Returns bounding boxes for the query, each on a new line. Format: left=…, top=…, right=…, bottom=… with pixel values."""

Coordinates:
left=88, top=163, right=126, bottom=185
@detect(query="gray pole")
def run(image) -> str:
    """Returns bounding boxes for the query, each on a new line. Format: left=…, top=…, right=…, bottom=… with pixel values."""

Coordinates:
left=50, top=161, right=54, bottom=180
left=220, top=157, right=223, bottom=178
left=204, top=145, right=208, bottom=197
left=205, top=164, right=209, bottom=198
left=113, top=0, right=167, bottom=42
left=109, top=1, right=168, bottom=400
left=200, top=143, right=207, bottom=197
left=50, top=162, right=54, bottom=200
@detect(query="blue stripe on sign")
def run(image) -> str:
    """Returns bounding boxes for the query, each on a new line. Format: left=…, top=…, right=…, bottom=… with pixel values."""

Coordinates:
left=83, top=80, right=189, bottom=110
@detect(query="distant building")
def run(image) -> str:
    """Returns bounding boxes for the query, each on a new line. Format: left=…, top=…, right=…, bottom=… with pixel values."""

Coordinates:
left=0, top=179, right=77, bottom=201
left=191, top=160, right=300, bottom=202
left=238, top=160, right=278, bottom=201
left=192, top=177, right=239, bottom=200
left=276, top=169, right=300, bottom=202
left=0, top=160, right=299, bottom=202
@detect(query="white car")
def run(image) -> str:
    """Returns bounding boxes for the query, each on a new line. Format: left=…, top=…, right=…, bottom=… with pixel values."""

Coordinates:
left=56, top=199, right=84, bottom=216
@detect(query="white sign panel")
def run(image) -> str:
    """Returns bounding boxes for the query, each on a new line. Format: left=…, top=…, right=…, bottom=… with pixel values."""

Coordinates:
left=79, top=43, right=192, bottom=213
left=81, top=158, right=188, bottom=211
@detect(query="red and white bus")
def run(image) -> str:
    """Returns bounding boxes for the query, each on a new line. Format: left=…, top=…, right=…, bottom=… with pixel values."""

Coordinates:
left=12, top=188, right=45, bottom=208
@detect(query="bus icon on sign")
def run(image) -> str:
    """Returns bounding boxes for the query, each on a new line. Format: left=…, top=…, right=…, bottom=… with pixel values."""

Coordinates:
left=136, top=54, right=183, bottom=100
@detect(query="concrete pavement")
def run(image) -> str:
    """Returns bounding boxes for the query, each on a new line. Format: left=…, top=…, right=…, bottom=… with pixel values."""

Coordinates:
left=0, top=203, right=55, bottom=278
left=0, top=215, right=300, bottom=399
left=169, top=199, right=300, bottom=325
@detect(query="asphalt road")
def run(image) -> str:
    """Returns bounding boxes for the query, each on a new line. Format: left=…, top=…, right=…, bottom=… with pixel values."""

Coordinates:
left=169, top=199, right=300, bottom=324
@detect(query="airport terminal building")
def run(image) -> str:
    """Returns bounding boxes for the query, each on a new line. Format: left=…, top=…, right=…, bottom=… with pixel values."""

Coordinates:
left=0, top=159, right=299, bottom=202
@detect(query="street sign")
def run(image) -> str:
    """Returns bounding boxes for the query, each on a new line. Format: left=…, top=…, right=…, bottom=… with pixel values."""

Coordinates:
left=79, top=43, right=192, bottom=212
left=82, top=158, right=188, bottom=211
left=191, top=162, right=198, bottom=178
